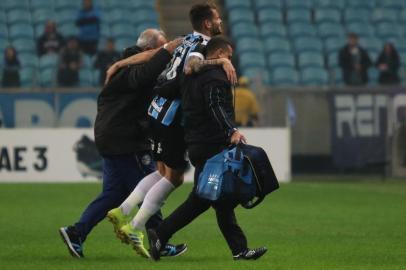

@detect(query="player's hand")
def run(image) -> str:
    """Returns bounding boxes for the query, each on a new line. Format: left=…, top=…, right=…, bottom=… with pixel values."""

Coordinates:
left=230, top=130, right=247, bottom=145
left=221, top=58, right=237, bottom=86
left=104, top=62, right=121, bottom=85
left=164, top=37, right=183, bottom=54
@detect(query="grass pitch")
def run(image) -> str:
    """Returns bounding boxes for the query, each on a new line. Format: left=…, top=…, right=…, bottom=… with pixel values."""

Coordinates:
left=0, top=177, right=405, bottom=270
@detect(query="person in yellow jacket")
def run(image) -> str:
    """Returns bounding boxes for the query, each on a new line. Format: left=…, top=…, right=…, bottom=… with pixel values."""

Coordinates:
left=234, top=76, right=260, bottom=127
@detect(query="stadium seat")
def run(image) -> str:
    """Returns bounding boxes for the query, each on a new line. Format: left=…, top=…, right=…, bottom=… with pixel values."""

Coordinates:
left=327, top=52, right=339, bottom=68
left=228, top=8, right=255, bottom=25
left=346, top=23, right=375, bottom=38
left=0, top=39, right=8, bottom=52
left=131, top=0, right=156, bottom=10
left=111, top=23, right=136, bottom=39
left=241, top=67, right=269, bottom=84
left=359, top=37, right=382, bottom=55
left=9, top=24, right=34, bottom=40
left=58, top=23, right=79, bottom=37
left=379, top=0, right=405, bottom=9
left=257, top=8, right=283, bottom=24
left=318, top=22, right=345, bottom=39
left=32, top=9, right=55, bottom=26
left=286, top=9, right=312, bottom=24
left=39, top=68, right=56, bottom=87
left=100, top=24, right=111, bottom=39
left=268, top=53, right=295, bottom=68
left=55, top=8, right=77, bottom=25
left=115, top=38, right=135, bottom=51
left=260, top=23, right=287, bottom=38
left=132, top=9, right=158, bottom=24
left=293, top=37, right=323, bottom=53
left=239, top=52, right=266, bottom=69
left=347, top=0, right=376, bottom=9
left=324, top=37, right=345, bottom=54
left=79, top=69, right=93, bottom=87
left=0, top=10, right=7, bottom=24
left=253, top=0, right=283, bottom=10
left=103, top=0, right=133, bottom=9
left=236, top=38, right=263, bottom=54
left=315, top=0, right=345, bottom=10
left=329, top=67, right=343, bottom=85
left=107, top=9, right=133, bottom=24
left=1, top=0, right=30, bottom=11
left=20, top=67, right=36, bottom=87
left=39, top=54, right=58, bottom=70
left=298, top=52, right=325, bottom=68
left=19, top=53, right=38, bottom=68
left=263, top=37, right=292, bottom=54
left=271, top=67, right=299, bottom=86
left=301, top=67, right=329, bottom=86
left=82, top=55, right=94, bottom=69
left=7, top=10, right=32, bottom=24
left=368, top=68, right=379, bottom=85
left=30, top=0, right=52, bottom=10
left=371, top=8, right=398, bottom=24
left=0, top=24, right=7, bottom=39
left=400, top=9, right=406, bottom=24
left=54, top=0, right=80, bottom=11
left=344, top=8, right=370, bottom=24
left=136, top=22, right=160, bottom=36
left=224, top=0, right=251, bottom=10
left=376, top=23, right=402, bottom=40
left=394, top=39, right=406, bottom=53
left=12, top=39, right=36, bottom=54
left=288, top=23, right=317, bottom=38
left=285, top=0, right=313, bottom=9
left=314, top=8, right=341, bottom=24
left=231, top=23, right=259, bottom=39
left=92, top=69, right=101, bottom=86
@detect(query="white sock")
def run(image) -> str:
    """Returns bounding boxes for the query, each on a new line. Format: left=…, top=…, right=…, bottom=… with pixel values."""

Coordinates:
left=131, top=177, right=175, bottom=230
left=120, top=171, right=162, bottom=215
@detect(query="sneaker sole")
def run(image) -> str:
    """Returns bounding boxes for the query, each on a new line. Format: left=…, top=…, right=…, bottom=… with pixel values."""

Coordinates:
left=118, top=228, right=150, bottom=259
left=106, top=213, right=129, bottom=244
left=58, top=228, right=82, bottom=258
left=165, top=246, right=188, bottom=258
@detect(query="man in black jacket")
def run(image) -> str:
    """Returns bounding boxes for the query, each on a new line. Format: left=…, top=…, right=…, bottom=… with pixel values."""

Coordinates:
left=59, top=29, right=185, bottom=258
left=148, top=36, right=267, bottom=261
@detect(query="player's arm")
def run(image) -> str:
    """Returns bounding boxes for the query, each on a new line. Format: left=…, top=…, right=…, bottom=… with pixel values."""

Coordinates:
left=184, top=55, right=237, bottom=85
left=204, top=83, right=246, bottom=144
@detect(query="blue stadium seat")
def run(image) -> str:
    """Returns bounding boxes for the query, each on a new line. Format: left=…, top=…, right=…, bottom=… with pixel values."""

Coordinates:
left=228, top=8, right=255, bottom=25
left=344, top=8, right=370, bottom=24
left=79, top=68, right=93, bottom=87
left=241, top=67, right=269, bottom=84
left=371, top=8, right=398, bottom=24
left=0, top=24, right=7, bottom=39
left=286, top=9, right=312, bottom=24
left=347, top=0, right=376, bottom=9
left=30, top=0, right=52, bottom=10
left=136, top=22, right=160, bottom=36
left=271, top=67, right=299, bottom=86
left=289, top=23, right=317, bottom=38
left=368, top=68, right=379, bottom=85
left=133, top=9, right=158, bottom=24
left=7, top=10, right=31, bottom=24
left=1, top=0, right=30, bottom=11
left=347, top=22, right=375, bottom=38
left=400, top=52, right=406, bottom=66
left=318, top=22, right=345, bottom=39
left=103, top=0, right=133, bottom=9
left=254, top=0, right=283, bottom=10
left=257, top=8, right=283, bottom=24
left=224, top=0, right=252, bottom=10
left=9, top=24, right=34, bottom=40
left=0, top=10, right=7, bottom=24
left=263, top=37, right=292, bottom=54
left=236, top=38, right=263, bottom=54
left=92, top=69, right=101, bottom=86
left=330, top=67, right=343, bottom=85
left=301, top=67, right=329, bottom=86
left=293, top=37, right=323, bottom=53
left=39, top=68, right=56, bottom=87
left=298, top=52, right=325, bottom=68
left=39, top=54, right=58, bottom=70
left=231, top=23, right=259, bottom=39
left=359, top=37, right=382, bottom=55
left=394, top=39, right=406, bottom=53
left=239, top=52, right=266, bottom=69
left=54, top=0, right=80, bottom=11
left=376, top=22, right=402, bottom=40
left=260, top=23, right=287, bottom=38
left=12, top=39, right=36, bottom=53
left=111, top=23, right=136, bottom=39
left=324, top=37, right=345, bottom=54
left=131, top=0, right=156, bottom=10
left=314, top=8, right=341, bottom=24
left=32, top=9, right=55, bottom=26
left=400, top=9, right=406, bottom=24
left=35, top=24, right=46, bottom=39
left=100, top=24, right=111, bottom=39
left=58, top=23, right=79, bottom=36
left=20, top=67, right=36, bottom=87
left=0, top=39, right=8, bottom=52
left=82, top=55, right=94, bottom=69
left=315, top=0, right=345, bottom=10
left=327, top=52, right=339, bottom=68
left=379, top=0, right=406, bottom=9
left=268, top=53, right=295, bottom=68
left=115, top=38, right=135, bottom=51
left=55, top=8, right=77, bottom=25
left=19, top=53, right=38, bottom=68
left=107, top=9, right=133, bottom=24
left=285, top=0, right=313, bottom=9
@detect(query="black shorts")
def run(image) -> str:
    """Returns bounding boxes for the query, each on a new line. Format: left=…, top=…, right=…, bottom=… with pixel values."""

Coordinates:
left=150, top=120, right=188, bottom=170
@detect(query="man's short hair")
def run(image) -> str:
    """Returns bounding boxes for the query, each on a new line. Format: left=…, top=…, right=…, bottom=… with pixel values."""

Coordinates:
left=136, top=29, right=166, bottom=49
left=189, top=2, right=217, bottom=31
left=205, top=36, right=233, bottom=56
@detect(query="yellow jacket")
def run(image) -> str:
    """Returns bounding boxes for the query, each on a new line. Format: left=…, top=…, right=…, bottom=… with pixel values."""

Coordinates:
left=234, top=87, right=260, bottom=126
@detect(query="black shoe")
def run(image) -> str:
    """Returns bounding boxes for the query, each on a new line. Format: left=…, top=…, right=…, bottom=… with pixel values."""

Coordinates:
left=147, top=229, right=162, bottom=261
left=233, top=247, right=267, bottom=260
left=59, top=226, right=84, bottom=258
left=160, top=243, right=188, bottom=257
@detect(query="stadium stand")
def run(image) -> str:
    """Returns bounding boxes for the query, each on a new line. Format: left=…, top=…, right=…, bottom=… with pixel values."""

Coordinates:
left=225, top=0, right=406, bottom=86
left=0, top=0, right=158, bottom=87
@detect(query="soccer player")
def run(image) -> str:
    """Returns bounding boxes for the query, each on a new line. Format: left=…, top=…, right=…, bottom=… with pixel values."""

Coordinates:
left=59, top=29, right=185, bottom=258
left=106, top=3, right=238, bottom=257
left=148, top=36, right=267, bottom=261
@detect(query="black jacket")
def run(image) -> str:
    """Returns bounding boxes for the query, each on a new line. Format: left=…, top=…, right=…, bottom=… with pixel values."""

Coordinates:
left=94, top=47, right=172, bottom=156
left=376, top=51, right=400, bottom=85
left=338, top=45, right=372, bottom=85
left=182, top=65, right=237, bottom=146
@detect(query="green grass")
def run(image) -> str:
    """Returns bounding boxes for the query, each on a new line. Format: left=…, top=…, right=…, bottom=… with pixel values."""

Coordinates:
left=0, top=179, right=406, bottom=270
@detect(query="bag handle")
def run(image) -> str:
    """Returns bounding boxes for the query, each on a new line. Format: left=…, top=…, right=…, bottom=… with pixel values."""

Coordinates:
left=241, top=195, right=264, bottom=209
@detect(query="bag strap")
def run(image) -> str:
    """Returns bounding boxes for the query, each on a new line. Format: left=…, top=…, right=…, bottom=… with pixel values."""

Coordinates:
left=241, top=195, right=265, bottom=209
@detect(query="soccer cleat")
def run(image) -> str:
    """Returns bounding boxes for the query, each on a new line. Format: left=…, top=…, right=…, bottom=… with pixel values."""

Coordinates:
left=160, top=243, right=188, bottom=257
left=118, top=224, right=150, bottom=258
left=147, top=228, right=162, bottom=261
left=233, top=247, right=268, bottom=260
left=59, top=226, right=84, bottom=258
left=106, top=208, right=130, bottom=243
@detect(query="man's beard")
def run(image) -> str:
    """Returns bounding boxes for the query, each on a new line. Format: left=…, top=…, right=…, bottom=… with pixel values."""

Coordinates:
left=210, top=26, right=222, bottom=36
